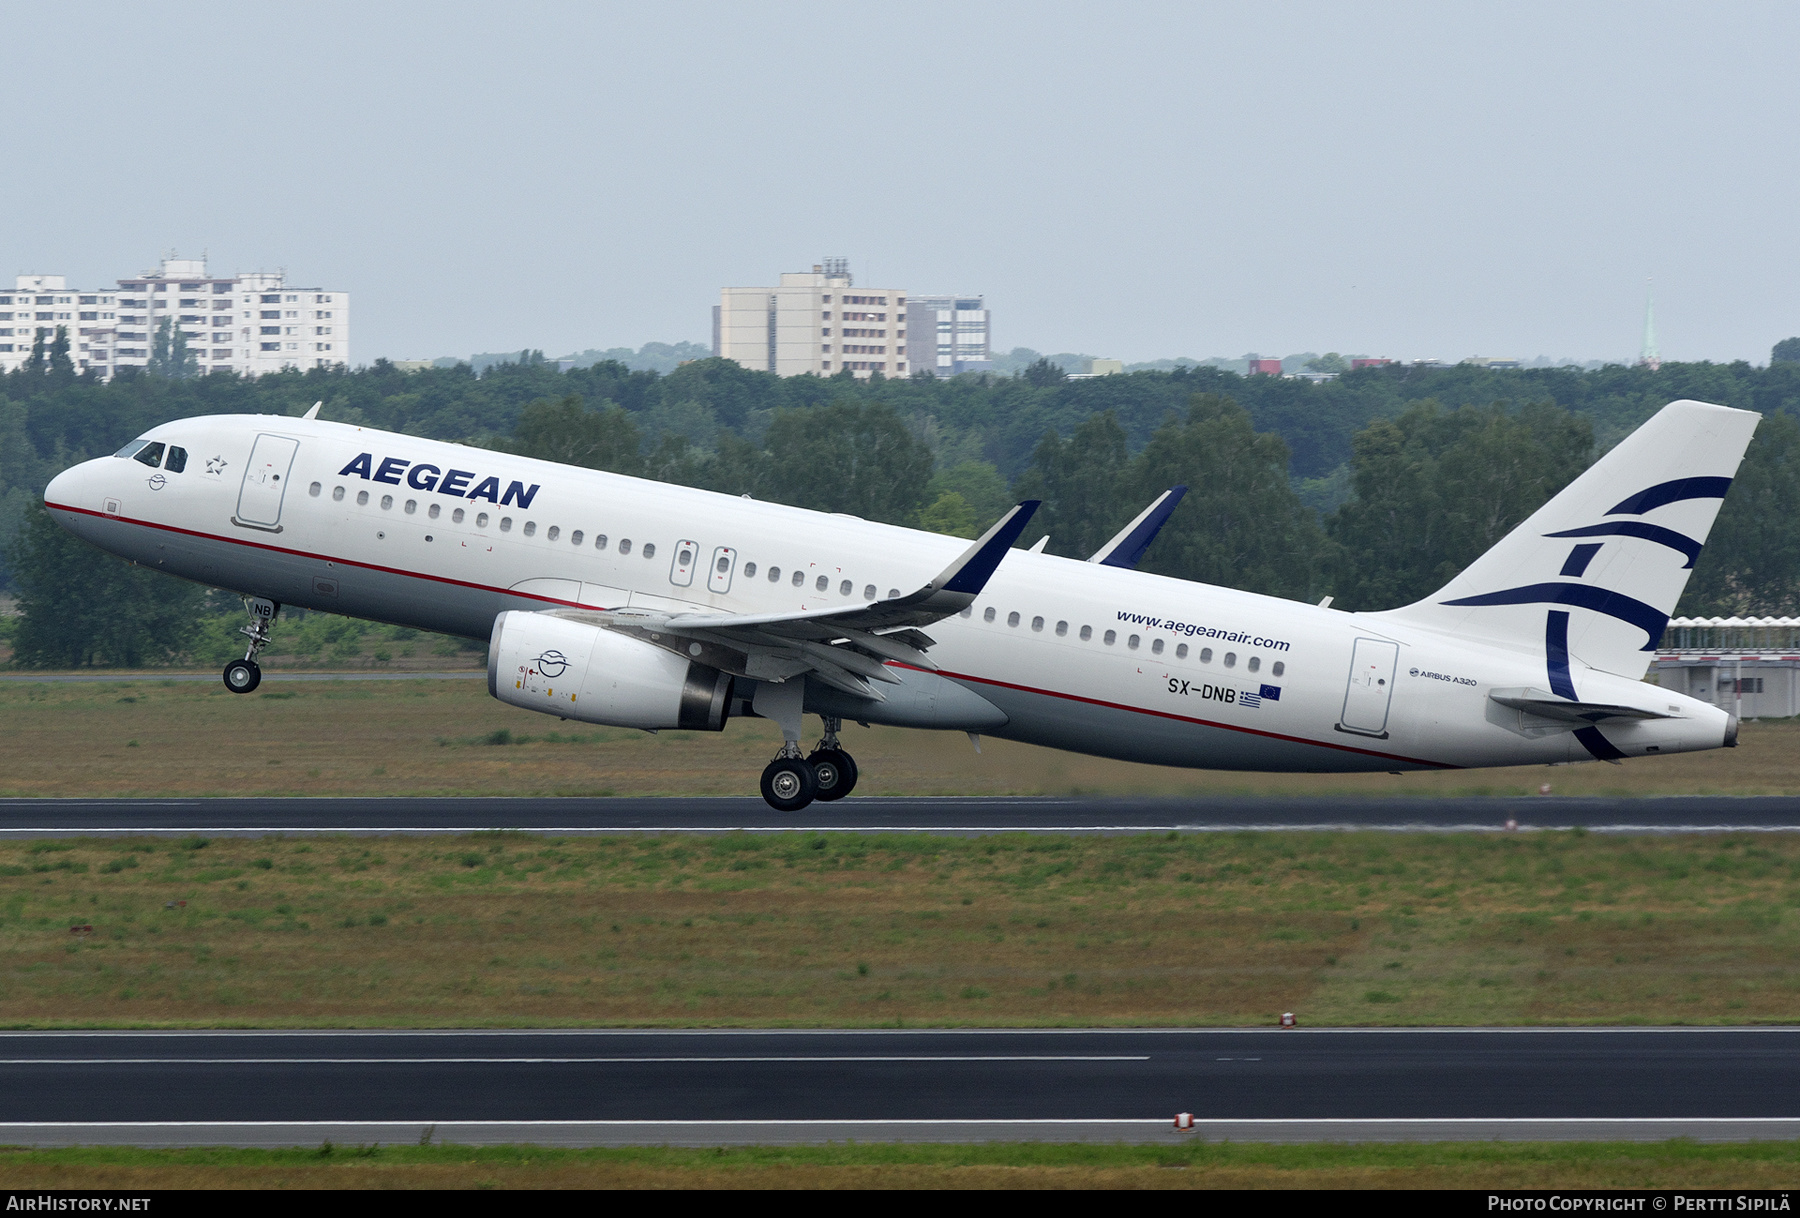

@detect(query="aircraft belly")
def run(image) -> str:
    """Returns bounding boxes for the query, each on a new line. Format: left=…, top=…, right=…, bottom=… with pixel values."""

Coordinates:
left=968, top=681, right=1426, bottom=773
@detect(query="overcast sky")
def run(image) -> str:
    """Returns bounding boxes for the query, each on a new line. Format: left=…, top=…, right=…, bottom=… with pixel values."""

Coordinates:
left=4, top=1, right=1797, bottom=366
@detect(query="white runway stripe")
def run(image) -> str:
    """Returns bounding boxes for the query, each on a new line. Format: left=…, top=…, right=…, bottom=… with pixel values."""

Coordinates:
left=0, top=1055, right=1149, bottom=1065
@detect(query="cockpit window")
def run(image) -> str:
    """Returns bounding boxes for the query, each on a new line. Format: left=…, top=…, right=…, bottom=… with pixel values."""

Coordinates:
left=131, top=442, right=166, bottom=469
left=164, top=446, right=188, bottom=474
left=114, top=440, right=150, bottom=460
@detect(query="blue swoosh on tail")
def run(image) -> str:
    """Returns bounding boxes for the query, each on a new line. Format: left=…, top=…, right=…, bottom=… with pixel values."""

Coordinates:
left=1441, top=583, right=1669, bottom=651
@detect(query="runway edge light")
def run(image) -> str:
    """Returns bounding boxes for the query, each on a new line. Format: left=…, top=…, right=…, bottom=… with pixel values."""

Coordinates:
left=1174, top=1113, right=1194, bottom=1131
left=1280, top=1011, right=1296, bottom=1028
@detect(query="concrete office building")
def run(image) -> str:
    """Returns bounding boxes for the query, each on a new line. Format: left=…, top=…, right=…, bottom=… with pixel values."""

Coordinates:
left=0, top=256, right=348, bottom=379
left=714, top=259, right=906, bottom=378
left=904, top=295, right=991, bottom=377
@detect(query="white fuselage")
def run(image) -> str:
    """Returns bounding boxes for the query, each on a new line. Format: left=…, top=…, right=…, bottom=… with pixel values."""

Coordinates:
left=45, top=414, right=1734, bottom=773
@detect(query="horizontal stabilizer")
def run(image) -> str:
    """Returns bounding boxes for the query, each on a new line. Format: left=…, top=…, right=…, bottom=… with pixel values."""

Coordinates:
left=1488, top=687, right=1673, bottom=725
left=1088, top=487, right=1187, bottom=569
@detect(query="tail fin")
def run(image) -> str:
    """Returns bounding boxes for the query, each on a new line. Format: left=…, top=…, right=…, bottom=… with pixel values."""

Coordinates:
left=1370, top=399, right=1760, bottom=681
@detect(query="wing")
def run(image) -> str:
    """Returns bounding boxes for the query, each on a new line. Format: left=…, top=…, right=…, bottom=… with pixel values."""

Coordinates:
left=543, top=501, right=1041, bottom=700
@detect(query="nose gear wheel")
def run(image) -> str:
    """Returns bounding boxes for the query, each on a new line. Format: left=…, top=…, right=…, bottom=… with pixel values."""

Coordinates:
left=223, top=597, right=280, bottom=694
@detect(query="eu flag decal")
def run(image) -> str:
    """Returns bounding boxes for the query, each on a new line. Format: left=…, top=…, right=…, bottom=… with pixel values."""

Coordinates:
left=1259, top=684, right=1281, bottom=701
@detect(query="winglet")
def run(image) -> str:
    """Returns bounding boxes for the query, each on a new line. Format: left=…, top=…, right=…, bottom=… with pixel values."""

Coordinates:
left=1088, top=486, right=1186, bottom=569
left=934, top=500, right=1041, bottom=596
left=303, top=401, right=322, bottom=420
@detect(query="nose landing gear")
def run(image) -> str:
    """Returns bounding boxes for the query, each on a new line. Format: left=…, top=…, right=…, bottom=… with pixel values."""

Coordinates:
left=222, top=597, right=280, bottom=695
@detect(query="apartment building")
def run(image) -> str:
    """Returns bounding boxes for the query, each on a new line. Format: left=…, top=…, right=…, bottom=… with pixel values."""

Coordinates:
left=0, top=256, right=348, bottom=378
left=903, top=295, right=991, bottom=377
left=714, top=259, right=906, bottom=378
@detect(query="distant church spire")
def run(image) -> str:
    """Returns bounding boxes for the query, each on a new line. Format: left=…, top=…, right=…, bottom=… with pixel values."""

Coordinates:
left=1637, top=280, right=1661, bottom=371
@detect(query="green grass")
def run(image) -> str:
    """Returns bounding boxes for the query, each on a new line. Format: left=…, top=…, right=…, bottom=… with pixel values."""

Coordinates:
left=1, top=1140, right=1797, bottom=1189
left=0, top=830, right=1797, bottom=1027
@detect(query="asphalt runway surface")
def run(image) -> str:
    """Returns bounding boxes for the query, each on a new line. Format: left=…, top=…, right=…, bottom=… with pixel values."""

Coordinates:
left=0, top=1028, right=1794, bottom=1146
left=1, top=795, right=1798, bottom=835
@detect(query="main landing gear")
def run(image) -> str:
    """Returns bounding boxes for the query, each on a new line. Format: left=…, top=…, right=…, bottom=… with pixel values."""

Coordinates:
left=222, top=597, right=280, bottom=695
left=759, top=716, right=859, bottom=812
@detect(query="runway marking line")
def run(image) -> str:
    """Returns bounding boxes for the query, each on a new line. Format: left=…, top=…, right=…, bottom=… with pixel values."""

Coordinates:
left=0, top=1055, right=1149, bottom=1065
left=0, top=1026, right=1796, bottom=1037
left=2, top=825, right=1798, bottom=835
left=0, top=1117, right=1795, bottom=1128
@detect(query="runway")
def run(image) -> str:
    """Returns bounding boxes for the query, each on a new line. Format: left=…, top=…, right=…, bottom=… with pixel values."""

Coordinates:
left=0, top=794, right=1798, bottom=835
left=0, top=1028, right=1794, bottom=1146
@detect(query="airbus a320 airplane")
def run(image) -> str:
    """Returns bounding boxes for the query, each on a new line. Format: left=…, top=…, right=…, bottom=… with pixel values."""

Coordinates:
left=44, top=398, right=1756, bottom=810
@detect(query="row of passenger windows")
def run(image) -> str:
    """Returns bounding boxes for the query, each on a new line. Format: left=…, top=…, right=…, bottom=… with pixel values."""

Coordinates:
left=310, top=480, right=1270, bottom=661
left=315, top=482, right=658, bottom=555
left=313, top=481, right=899, bottom=597
left=961, top=604, right=1287, bottom=676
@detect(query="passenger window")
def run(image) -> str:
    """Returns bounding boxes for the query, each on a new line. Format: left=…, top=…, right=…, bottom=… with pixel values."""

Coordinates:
left=570, top=530, right=582, bottom=545
left=1007, top=611, right=1020, bottom=627
left=983, top=607, right=996, bottom=623
left=405, top=499, right=417, bottom=514
left=1080, top=625, right=1092, bottom=641
left=1200, top=647, right=1212, bottom=663
left=133, top=442, right=165, bottom=468
left=429, top=504, right=441, bottom=519
left=380, top=495, right=393, bottom=510
left=863, top=584, right=875, bottom=600
left=1248, top=656, right=1260, bottom=673
left=743, top=562, right=757, bottom=578
left=452, top=508, right=464, bottom=524
left=332, top=486, right=345, bottom=502
left=1152, top=638, right=1164, bottom=654
left=356, top=490, right=369, bottom=506
left=1128, top=634, right=1140, bottom=649
left=619, top=539, right=631, bottom=554
left=476, top=512, right=489, bottom=528
left=1103, top=630, right=1116, bottom=645
left=1224, top=652, right=1237, bottom=668
left=1272, top=661, right=1285, bottom=677
left=1176, top=643, right=1188, bottom=659
left=165, top=447, right=188, bottom=473
left=1055, top=621, right=1067, bottom=636
left=546, top=526, right=558, bottom=541
left=815, top=575, right=828, bottom=591
left=595, top=534, right=607, bottom=550
left=791, top=570, right=803, bottom=586
left=767, top=566, right=780, bottom=581
left=679, top=547, right=694, bottom=565
left=523, top=522, right=537, bottom=537
left=839, top=580, right=852, bottom=596
left=308, top=482, right=321, bottom=497
left=888, top=588, right=900, bottom=598
left=643, top=543, right=655, bottom=559
left=1031, top=616, right=1044, bottom=632
left=499, top=517, right=512, bottom=532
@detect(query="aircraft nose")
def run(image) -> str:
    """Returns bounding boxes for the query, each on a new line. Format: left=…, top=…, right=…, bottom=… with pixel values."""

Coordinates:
left=44, top=465, right=77, bottom=507
left=44, top=457, right=109, bottom=522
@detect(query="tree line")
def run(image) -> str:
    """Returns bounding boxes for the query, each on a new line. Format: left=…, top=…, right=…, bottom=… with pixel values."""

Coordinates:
left=3, top=351, right=1799, bottom=666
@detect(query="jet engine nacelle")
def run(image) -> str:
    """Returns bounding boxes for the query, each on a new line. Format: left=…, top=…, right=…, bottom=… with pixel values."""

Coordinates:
left=487, top=611, right=732, bottom=731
